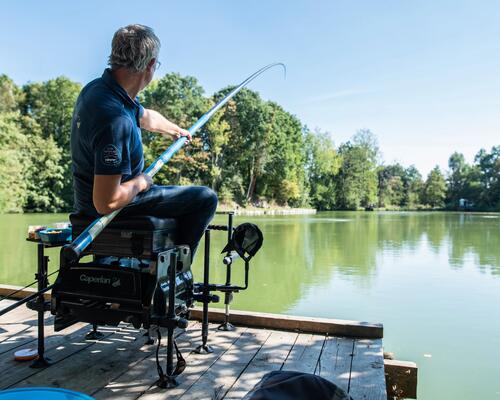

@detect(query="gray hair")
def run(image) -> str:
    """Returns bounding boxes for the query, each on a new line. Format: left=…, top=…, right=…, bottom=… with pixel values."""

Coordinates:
left=108, top=24, right=161, bottom=72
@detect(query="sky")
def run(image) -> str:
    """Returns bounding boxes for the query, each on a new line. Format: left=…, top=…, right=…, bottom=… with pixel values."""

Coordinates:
left=1, top=0, right=499, bottom=176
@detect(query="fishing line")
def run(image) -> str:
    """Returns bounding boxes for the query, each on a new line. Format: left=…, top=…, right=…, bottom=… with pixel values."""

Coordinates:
left=0, top=269, right=59, bottom=302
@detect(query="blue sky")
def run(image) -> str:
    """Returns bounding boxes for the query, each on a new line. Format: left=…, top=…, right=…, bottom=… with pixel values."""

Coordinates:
left=2, top=0, right=499, bottom=176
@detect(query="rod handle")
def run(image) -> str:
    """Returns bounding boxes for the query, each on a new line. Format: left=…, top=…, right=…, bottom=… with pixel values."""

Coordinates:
left=62, top=243, right=81, bottom=263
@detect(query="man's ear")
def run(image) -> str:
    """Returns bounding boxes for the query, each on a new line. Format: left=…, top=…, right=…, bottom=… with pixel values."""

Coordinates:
left=147, top=58, right=156, bottom=71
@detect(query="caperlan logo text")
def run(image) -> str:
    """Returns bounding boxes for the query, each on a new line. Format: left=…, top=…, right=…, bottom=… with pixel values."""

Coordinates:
left=80, top=274, right=111, bottom=285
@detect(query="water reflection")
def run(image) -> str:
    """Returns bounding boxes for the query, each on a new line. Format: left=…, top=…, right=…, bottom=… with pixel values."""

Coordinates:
left=1, top=211, right=498, bottom=400
left=0, top=212, right=498, bottom=308
left=189, top=211, right=499, bottom=314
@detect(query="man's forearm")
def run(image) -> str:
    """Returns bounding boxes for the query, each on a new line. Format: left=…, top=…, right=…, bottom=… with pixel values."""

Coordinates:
left=115, top=176, right=147, bottom=206
left=93, top=174, right=150, bottom=215
left=141, top=109, right=180, bottom=138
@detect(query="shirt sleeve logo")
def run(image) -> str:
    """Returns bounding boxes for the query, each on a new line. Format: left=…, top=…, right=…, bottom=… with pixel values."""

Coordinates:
left=102, top=144, right=121, bottom=166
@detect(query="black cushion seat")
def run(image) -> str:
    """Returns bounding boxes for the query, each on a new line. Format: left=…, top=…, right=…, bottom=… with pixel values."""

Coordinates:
left=70, top=213, right=177, bottom=233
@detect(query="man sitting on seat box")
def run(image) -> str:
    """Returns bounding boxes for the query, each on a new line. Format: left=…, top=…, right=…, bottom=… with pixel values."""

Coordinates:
left=70, top=24, right=218, bottom=258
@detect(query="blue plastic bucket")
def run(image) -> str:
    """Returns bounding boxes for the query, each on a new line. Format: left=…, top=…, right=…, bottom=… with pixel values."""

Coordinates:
left=0, top=387, right=95, bottom=400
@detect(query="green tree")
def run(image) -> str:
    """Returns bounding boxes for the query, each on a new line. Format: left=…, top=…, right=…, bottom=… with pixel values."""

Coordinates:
left=0, top=75, right=23, bottom=113
left=474, top=146, right=500, bottom=210
left=21, top=77, right=81, bottom=209
left=141, top=73, right=209, bottom=186
left=18, top=115, right=66, bottom=212
left=446, top=152, right=482, bottom=209
left=377, top=163, right=405, bottom=208
left=423, top=166, right=447, bottom=208
left=201, top=97, right=231, bottom=191
left=0, top=112, right=28, bottom=212
left=447, top=152, right=467, bottom=208
left=215, top=87, right=271, bottom=204
left=304, top=129, right=341, bottom=210
left=258, top=102, right=306, bottom=206
left=378, top=163, right=424, bottom=209
left=336, top=130, right=379, bottom=209
left=402, top=165, right=423, bottom=207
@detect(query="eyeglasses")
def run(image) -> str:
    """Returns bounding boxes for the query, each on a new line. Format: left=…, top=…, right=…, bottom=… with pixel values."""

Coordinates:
left=154, top=61, right=161, bottom=71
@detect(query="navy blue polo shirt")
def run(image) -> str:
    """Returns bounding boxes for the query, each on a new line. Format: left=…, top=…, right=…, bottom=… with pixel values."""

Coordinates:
left=70, top=68, right=145, bottom=216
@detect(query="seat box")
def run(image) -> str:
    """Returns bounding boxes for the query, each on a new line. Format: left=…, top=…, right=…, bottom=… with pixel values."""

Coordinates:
left=70, top=214, right=178, bottom=258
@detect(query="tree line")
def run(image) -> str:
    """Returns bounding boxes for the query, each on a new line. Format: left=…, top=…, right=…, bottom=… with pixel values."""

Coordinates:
left=0, top=73, right=498, bottom=213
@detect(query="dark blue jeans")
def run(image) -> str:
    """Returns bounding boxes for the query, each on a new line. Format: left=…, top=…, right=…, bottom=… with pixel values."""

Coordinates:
left=121, top=185, right=218, bottom=259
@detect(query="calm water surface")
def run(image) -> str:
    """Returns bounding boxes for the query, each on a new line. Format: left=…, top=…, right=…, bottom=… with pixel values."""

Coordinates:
left=1, top=211, right=499, bottom=399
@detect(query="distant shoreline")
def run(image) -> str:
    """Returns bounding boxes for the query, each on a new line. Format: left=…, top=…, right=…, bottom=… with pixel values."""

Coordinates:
left=369, top=208, right=500, bottom=215
left=2, top=209, right=500, bottom=217
left=215, top=207, right=500, bottom=216
left=216, top=206, right=316, bottom=216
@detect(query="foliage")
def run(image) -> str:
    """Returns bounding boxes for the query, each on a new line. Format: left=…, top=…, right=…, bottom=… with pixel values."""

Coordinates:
left=474, top=146, right=500, bottom=210
left=335, top=130, right=379, bottom=209
left=257, top=101, right=305, bottom=206
left=0, top=72, right=498, bottom=213
left=403, top=165, right=424, bottom=208
left=141, top=73, right=209, bottom=186
left=201, top=97, right=231, bottom=190
left=378, top=163, right=423, bottom=209
left=0, top=113, right=29, bottom=212
left=20, top=77, right=81, bottom=209
left=446, top=152, right=480, bottom=208
left=24, top=133, right=65, bottom=212
left=422, top=166, right=447, bottom=208
left=0, top=75, right=23, bottom=113
left=304, top=129, right=341, bottom=210
left=215, top=87, right=272, bottom=204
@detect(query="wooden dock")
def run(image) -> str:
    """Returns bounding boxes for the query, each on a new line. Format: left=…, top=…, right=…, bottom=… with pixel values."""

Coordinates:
left=0, top=299, right=390, bottom=399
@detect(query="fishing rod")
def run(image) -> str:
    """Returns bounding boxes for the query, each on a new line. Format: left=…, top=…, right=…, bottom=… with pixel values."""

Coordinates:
left=63, top=62, right=286, bottom=262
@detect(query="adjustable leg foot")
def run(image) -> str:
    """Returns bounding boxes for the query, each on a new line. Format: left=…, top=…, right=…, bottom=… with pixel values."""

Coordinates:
left=30, top=356, right=52, bottom=369
left=217, top=321, right=235, bottom=331
left=144, top=329, right=154, bottom=345
left=156, top=375, right=178, bottom=388
left=85, top=324, right=105, bottom=340
left=194, top=344, right=214, bottom=354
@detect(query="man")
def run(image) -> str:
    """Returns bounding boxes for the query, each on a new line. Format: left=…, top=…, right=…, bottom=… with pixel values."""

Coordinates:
left=70, top=24, right=217, bottom=257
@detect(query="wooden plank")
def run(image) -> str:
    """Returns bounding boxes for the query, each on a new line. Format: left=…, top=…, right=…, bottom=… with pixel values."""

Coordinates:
left=384, top=359, right=417, bottom=399
left=0, top=285, right=51, bottom=302
left=0, top=300, right=42, bottom=348
left=281, top=333, right=326, bottom=374
left=13, top=325, right=160, bottom=394
left=0, top=320, right=91, bottom=387
left=131, top=324, right=247, bottom=400
left=0, top=317, right=39, bottom=347
left=1, top=323, right=119, bottom=389
left=0, top=299, right=16, bottom=308
left=178, top=328, right=272, bottom=400
left=0, top=314, right=55, bottom=356
left=190, top=307, right=383, bottom=339
left=0, top=302, right=54, bottom=354
left=348, top=339, right=386, bottom=400
left=223, top=330, right=298, bottom=399
left=91, top=322, right=202, bottom=399
left=0, top=303, right=36, bottom=327
left=316, top=336, right=354, bottom=393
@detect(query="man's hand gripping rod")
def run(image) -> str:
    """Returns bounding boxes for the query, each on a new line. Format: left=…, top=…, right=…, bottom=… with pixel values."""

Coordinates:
left=63, top=63, right=286, bottom=262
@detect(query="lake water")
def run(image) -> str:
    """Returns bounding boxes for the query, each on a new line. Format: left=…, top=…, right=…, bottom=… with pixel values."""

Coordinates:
left=1, top=211, right=499, bottom=399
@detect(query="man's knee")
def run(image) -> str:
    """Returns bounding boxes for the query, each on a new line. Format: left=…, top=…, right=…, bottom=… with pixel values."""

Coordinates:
left=199, top=186, right=218, bottom=213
